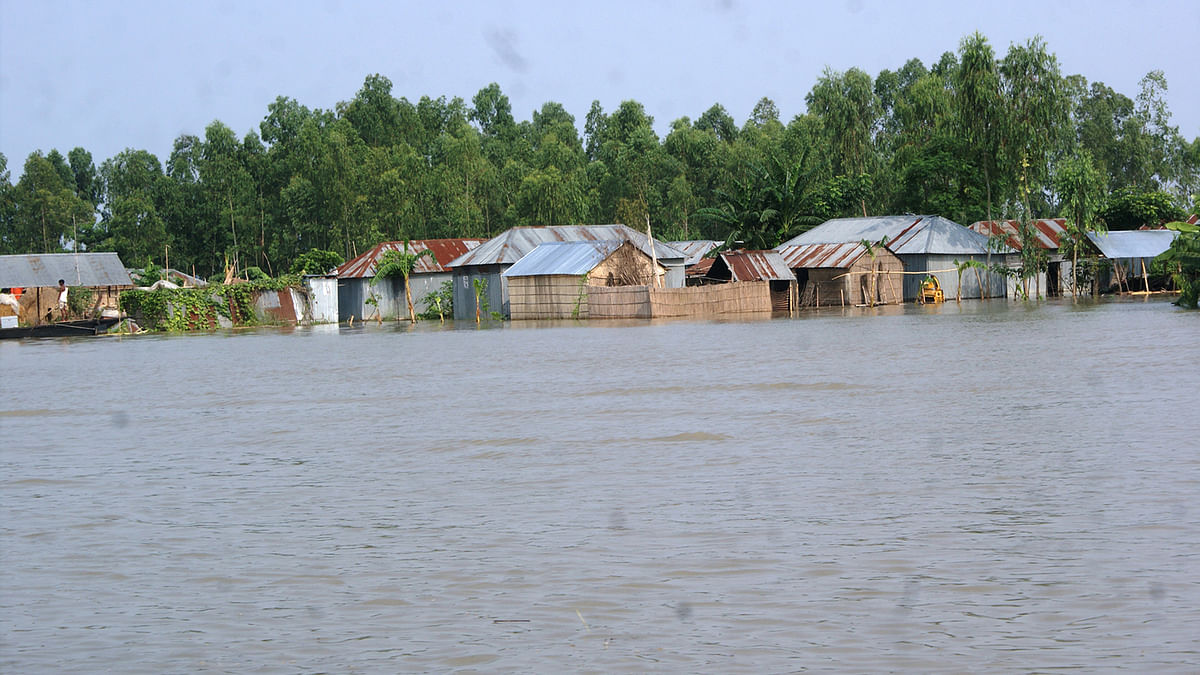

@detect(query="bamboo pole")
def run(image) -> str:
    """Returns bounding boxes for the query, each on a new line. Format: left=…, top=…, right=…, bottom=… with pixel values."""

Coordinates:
left=1141, top=258, right=1150, bottom=294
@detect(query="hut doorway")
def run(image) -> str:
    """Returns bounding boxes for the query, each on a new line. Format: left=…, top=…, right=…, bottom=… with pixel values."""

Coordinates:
left=1046, top=262, right=1061, bottom=297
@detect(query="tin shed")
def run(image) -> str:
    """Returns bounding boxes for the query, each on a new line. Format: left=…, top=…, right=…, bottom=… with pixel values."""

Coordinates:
left=502, top=240, right=664, bottom=319
left=446, top=225, right=687, bottom=320
left=0, top=252, right=132, bottom=324
left=778, top=242, right=904, bottom=307
left=335, top=239, right=484, bottom=321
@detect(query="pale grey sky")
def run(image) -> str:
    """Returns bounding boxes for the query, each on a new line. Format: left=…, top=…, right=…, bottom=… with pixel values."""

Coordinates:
left=2, top=0, right=1197, bottom=171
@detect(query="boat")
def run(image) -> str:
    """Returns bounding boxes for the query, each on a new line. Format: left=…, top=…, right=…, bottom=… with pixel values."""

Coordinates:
left=0, top=316, right=121, bottom=339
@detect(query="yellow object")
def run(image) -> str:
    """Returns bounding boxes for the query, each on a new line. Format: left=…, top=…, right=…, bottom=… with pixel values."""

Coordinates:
left=921, top=277, right=945, bottom=304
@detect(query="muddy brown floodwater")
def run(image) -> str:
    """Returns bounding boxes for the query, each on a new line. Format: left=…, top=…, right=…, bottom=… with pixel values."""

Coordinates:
left=2, top=297, right=1198, bottom=672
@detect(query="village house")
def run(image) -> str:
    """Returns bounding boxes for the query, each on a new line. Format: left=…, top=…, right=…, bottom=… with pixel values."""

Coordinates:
left=777, top=241, right=905, bottom=307
left=502, top=240, right=664, bottom=320
left=335, top=238, right=484, bottom=321
left=778, top=215, right=1008, bottom=301
left=0, top=252, right=132, bottom=325
left=701, top=250, right=798, bottom=312
left=445, top=225, right=687, bottom=320
left=969, top=219, right=1068, bottom=297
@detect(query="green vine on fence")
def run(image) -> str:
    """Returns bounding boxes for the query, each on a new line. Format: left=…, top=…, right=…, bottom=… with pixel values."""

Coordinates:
left=120, top=276, right=305, bottom=332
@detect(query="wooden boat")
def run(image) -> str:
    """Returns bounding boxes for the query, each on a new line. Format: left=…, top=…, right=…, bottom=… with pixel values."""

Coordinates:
left=0, top=317, right=121, bottom=339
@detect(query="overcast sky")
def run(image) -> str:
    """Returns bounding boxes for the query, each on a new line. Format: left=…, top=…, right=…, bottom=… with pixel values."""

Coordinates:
left=2, top=0, right=1197, bottom=173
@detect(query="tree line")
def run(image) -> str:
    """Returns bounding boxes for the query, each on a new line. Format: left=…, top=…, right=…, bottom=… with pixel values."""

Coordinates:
left=1, top=32, right=1196, bottom=279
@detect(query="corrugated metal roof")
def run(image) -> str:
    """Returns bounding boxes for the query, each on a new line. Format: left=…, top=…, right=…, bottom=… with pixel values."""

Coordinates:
left=447, top=225, right=687, bottom=268
left=502, top=240, right=629, bottom=277
left=776, top=243, right=869, bottom=269
left=688, top=258, right=715, bottom=277
left=1087, top=230, right=1178, bottom=259
left=0, top=252, right=133, bottom=288
left=715, top=250, right=794, bottom=281
left=778, top=215, right=1003, bottom=255
left=666, top=240, right=722, bottom=266
left=968, top=219, right=1066, bottom=251
left=336, top=238, right=485, bottom=278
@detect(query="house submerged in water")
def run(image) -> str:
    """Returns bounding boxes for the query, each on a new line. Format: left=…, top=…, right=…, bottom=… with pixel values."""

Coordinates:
left=778, top=215, right=1009, bottom=302
left=335, top=239, right=485, bottom=321
left=445, top=225, right=687, bottom=320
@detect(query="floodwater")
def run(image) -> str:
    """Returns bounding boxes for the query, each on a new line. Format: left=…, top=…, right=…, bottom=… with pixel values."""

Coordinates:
left=2, top=298, right=1198, bottom=673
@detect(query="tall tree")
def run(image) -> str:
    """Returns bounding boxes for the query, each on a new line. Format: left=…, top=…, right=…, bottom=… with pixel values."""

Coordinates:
left=1053, top=152, right=1105, bottom=299
left=954, top=32, right=1004, bottom=223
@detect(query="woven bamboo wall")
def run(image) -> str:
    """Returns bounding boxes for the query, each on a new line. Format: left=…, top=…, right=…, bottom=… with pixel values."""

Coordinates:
left=508, top=275, right=589, bottom=320
left=586, top=284, right=651, bottom=319
left=649, top=282, right=772, bottom=317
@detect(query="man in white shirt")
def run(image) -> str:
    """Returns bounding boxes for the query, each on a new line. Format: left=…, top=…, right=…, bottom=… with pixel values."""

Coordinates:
left=57, top=279, right=69, bottom=320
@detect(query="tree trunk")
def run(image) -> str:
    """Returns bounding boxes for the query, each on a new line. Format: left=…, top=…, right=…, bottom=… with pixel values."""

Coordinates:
left=405, top=272, right=416, bottom=323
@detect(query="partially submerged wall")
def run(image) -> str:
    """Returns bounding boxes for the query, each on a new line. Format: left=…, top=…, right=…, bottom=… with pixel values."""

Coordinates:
left=508, top=275, right=588, bottom=320
left=587, top=282, right=772, bottom=319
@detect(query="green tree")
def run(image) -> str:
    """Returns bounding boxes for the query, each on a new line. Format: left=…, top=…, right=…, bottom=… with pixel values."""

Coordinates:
left=806, top=67, right=880, bottom=215
left=375, top=241, right=435, bottom=323
left=97, top=149, right=169, bottom=265
left=954, top=32, right=1004, bottom=223
left=10, top=152, right=93, bottom=253
left=1054, top=152, right=1106, bottom=299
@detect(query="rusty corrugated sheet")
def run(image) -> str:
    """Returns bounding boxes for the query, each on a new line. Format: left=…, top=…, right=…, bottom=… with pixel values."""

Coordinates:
left=776, top=243, right=868, bottom=269
left=336, top=238, right=486, bottom=278
left=687, top=258, right=715, bottom=277
left=968, top=219, right=1066, bottom=251
left=719, top=250, right=794, bottom=281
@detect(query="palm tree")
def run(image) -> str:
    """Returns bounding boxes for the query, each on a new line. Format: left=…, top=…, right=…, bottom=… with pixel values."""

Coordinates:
left=376, top=241, right=435, bottom=323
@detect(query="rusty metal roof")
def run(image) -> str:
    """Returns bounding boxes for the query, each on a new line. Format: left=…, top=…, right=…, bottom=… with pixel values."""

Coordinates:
left=687, top=257, right=715, bottom=277
left=776, top=242, right=869, bottom=269
left=968, top=219, right=1066, bottom=251
left=779, top=215, right=1003, bottom=255
left=0, top=252, right=133, bottom=288
left=336, top=238, right=486, bottom=278
left=446, top=225, right=687, bottom=268
left=666, top=240, right=722, bottom=266
left=711, top=250, right=794, bottom=282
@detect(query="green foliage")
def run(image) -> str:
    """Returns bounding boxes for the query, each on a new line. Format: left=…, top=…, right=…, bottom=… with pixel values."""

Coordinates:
left=289, top=248, right=343, bottom=275
left=119, top=276, right=304, bottom=331
left=1159, top=221, right=1200, bottom=308
left=1101, top=187, right=1185, bottom=230
left=418, top=280, right=453, bottom=321
left=375, top=244, right=434, bottom=279
left=66, top=286, right=94, bottom=317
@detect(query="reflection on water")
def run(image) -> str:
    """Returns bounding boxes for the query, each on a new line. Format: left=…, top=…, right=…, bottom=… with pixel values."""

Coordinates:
left=2, top=299, right=1198, bottom=672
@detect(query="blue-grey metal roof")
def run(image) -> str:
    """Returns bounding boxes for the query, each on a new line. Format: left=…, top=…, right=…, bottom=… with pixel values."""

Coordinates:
left=1087, top=230, right=1179, bottom=260
left=778, top=215, right=1004, bottom=256
left=502, top=240, right=628, bottom=277
left=666, top=240, right=722, bottom=266
left=447, top=224, right=687, bottom=268
left=0, top=252, right=133, bottom=288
